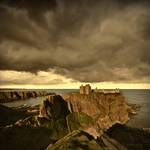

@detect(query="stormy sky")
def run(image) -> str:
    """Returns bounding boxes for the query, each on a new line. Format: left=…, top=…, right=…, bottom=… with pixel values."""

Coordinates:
left=0, top=0, right=150, bottom=88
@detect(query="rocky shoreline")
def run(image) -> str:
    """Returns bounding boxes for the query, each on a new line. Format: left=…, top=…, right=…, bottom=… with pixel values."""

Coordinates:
left=0, top=90, right=54, bottom=103
left=0, top=93, right=149, bottom=150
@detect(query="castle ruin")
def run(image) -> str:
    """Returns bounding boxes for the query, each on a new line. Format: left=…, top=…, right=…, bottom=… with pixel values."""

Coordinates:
left=80, top=84, right=91, bottom=94
left=80, top=84, right=120, bottom=95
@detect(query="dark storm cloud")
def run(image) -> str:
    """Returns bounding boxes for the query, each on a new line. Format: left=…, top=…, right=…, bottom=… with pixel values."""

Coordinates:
left=0, top=0, right=150, bottom=83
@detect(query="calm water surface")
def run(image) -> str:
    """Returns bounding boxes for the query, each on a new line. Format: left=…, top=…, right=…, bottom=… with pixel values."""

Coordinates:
left=122, top=89, right=150, bottom=128
left=2, top=89, right=78, bottom=107
left=2, top=89, right=150, bottom=128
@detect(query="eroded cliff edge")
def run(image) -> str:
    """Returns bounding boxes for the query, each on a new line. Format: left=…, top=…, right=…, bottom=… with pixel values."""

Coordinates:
left=1, top=93, right=149, bottom=150
left=0, top=90, right=54, bottom=103
left=62, top=93, right=130, bottom=130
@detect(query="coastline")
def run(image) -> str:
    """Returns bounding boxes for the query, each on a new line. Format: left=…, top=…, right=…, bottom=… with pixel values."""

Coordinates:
left=0, top=90, right=150, bottom=149
left=0, top=90, right=55, bottom=103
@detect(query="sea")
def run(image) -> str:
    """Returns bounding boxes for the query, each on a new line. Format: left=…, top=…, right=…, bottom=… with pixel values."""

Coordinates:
left=123, top=89, right=150, bottom=128
left=2, top=89, right=150, bottom=128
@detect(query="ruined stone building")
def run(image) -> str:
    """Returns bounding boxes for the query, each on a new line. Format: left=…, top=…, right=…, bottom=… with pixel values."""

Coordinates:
left=80, top=84, right=91, bottom=94
left=80, top=85, right=85, bottom=94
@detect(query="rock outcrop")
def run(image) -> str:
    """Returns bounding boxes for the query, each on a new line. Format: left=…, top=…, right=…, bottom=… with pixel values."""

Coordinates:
left=46, top=130, right=108, bottom=150
left=63, top=93, right=130, bottom=129
left=0, top=104, right=32, bottom=127
left=0, top=90, right=54, bottom=103
left=0, top=94, right=149, bottom=150
left=105, top=124, right=150, bottom=150
left=66, top=112, right=100, bottom=138
left=15, top=93, right=132, bottom=134
left=39, top=95, right=70, bottom=120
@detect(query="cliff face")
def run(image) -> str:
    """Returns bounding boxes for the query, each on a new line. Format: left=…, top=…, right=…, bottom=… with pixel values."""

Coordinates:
left=39, top=95, right=70, bottom=120
left=62, top=93, right=130, bottom=129
left=1, top=94, right=149, bottom=150
left=10, top=93, right=130, bottom=132
left=0, top=91, right=54, bottom=103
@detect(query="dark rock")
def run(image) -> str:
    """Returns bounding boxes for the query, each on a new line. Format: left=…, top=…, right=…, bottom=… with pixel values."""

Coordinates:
left=0, top=90, right=54, bottom=103
left=0, top=93, right=148, bottom=150
left=0, top=126, right=54, bottom=150
left=0, top=104, right=31, bottom=126
left=46, top=130, right=108, bottom=150
left=14, top=116, right=69, bottom=140
left=15, top=116, right=40, bottom=127
left=39, top=95, right=70, bottom=120
left=105, top=124, right=150, bottom=150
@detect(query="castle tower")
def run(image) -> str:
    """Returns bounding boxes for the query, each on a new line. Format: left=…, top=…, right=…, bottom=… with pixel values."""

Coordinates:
left=85, top=84, right=91, bottom=94
left=80, top=85, right=85, bottom=94
left=80, top=84, right=91, bottom=94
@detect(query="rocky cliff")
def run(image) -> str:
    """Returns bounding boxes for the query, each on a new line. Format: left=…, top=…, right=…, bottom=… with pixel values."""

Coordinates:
left=62, top=93, right=130, bottom=129
left=0, top=94, right=149, bottom=150
left=0, top=90, right=54, bottom=103
left=39, top=95, right=70, bottom=120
